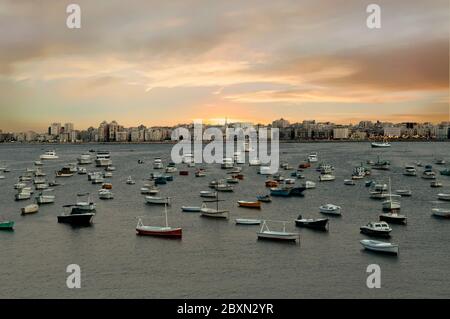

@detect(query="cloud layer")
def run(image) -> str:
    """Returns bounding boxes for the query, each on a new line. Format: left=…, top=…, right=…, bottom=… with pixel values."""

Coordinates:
left=0, top=0, right=448, bottom=131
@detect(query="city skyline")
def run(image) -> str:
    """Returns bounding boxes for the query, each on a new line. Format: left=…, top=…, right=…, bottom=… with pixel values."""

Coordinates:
left=0, top=0, right=449, bottom=131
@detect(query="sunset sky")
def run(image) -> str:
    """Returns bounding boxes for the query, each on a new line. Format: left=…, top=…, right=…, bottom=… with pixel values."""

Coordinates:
left=0, top=0, right=448, bottom=132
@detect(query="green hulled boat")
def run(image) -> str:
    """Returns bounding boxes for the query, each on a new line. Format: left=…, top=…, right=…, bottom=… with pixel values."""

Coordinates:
left=0, top=220, right=14, bottom=230
left=440, top=168, right=450, bottom=176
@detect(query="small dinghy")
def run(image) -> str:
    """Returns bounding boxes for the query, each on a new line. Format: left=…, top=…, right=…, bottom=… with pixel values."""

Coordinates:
left=431, top=181, right=443, bottom=188
left=256, top=195, right=272, bottom=202
left=145, top=196, right=170, bottom=205
left=181, top=206, right=201, bottom=212
left=319, top=174, right=335, bottom=182
left=0, top=219, right=14, bottom=230
left=360, top=239, right=398, bottom=255
left=295, top=215, right=328, bottom=230
left=360, top=221, right=392, bottom=237
left=432, top=208, right=450, bottom=219
left=394, top=189, right=412, bottom=197
left=237, top=201, right=261, bottom=209
left=21, top=204, right=39, bottom=215
left=437, top=193, right=450, bottom=201
left=319, top=204, right=341, bottom=216
left=344, top=179, right=355, bottom=185
left=126, top=176, right=136, bottom=185
left=98, top=189, right=114, bottom=200
left=200, top=190, right=217, bottom=198
left=235, top=218, right=262, bottom=225
left=257, top=220, right=299, bottom=242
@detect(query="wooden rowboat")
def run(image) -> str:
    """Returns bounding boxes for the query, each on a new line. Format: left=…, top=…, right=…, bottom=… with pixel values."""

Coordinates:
left=237, top=201, right=261, bottom=209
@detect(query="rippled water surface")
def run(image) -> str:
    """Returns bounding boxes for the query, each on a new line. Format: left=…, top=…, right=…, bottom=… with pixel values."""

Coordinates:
left=0, top=142, right=449, bottom=298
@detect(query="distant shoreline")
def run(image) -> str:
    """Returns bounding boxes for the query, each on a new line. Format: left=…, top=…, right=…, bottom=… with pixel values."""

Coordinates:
left=1, top=139, right=449, bottom=146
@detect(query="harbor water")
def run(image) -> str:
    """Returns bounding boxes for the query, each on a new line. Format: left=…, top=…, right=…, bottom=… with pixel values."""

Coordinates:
left=0, top=142, right=449, bottom=298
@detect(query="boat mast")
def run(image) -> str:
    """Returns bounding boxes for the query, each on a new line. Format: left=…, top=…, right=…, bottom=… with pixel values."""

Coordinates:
left=164, top=200, right=168, bottom=227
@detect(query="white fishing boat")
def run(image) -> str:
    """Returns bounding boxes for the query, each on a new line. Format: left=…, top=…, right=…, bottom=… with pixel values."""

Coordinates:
left=91, top=174, right=104, bottom=184
left=77, top=167, right=87, bottom=175
left=36, top=190, right=55, bottom=204
left=15, top=190, right=32, bottom=201
left=145, top=196, right=171, bottom=205
left=257, top=220, right=299, bottom=242
left=34, top=161, right=43, bottom=166
left=344, top=179, right=356, bottom=185
left=431, top=181, right=443, bottom=188
left=319, top=204, right=341, bottom=215
left=0, top=175, right=5, bottom=180
left=308, top=152, right=318, bottom=163
left=437, top=193, right=450, bottom=201
left=303, top=181, right=316, bottom=189
left=77, top=153, right=92, bottom=165
left=35, top=183, right=49, bottom=190
left=166, top=166, right=177, bottom=173
left=360, top=239, right=398, bottom=255
left=371, top=142, right=391, bottom=148
left=95, top=151, right=112, bottom=167
left=200, top=190, right=217, bottom=198
left=319, top=174, right=335, bottom=182
left=235, top=218, right=262, bottom=225
left=432, top=206, right=450, bottom=218
left=435, top=159, right=446, bottom=165
left=403, top=165, right=417, bottom=176
left=126, top=176, right=136, bottom=185
left=422, top=171, right=436, bottom=179
left=98, top=189, right=114, bottom=200
left=76, top=193, right=96, bottom=211
left=40, top=150, right=59, bottom=160
left=105, top=165, right=116, bottom=171
left=153, top=158, right=164, bottom=169
left=34, top=178, right=45, bottom=186
left=360, top=221, right=392, bottom=237
left=21, top=204, right=39, bottom=215
left=215, top=182, right=234, bottom=192
left=14, top=182, right=27, bottom=190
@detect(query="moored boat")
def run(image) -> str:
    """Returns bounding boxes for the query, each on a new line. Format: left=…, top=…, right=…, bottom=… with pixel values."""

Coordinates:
left=256, top=195, right=271, bottom=202
left=0, top=220, right=14, bottom=230
left=145, top=196, right=170, bottom=205
left=40, top=150, right=59, bottom=160
left=21, top=204, right=39, bottom=215
left=360, top=239, right=398, bottom=255
left=235, top=218, right=261, bottom=225
left=319, top=204, right=341, bottom=216
left=379, top=212, right=407, bottom=225
left=237, top=201, right=261, bottom=209
left=437, top=193, right=450, bottom=201
left=295, top=215, right=328, bottom=230
left=371, top=142, right=391, bottom=148
left=257, top=220, right=299, bottom=242
left=181, top=206, right=201, bottom=212
left=57, top=205, right=95, bottom=225
left=360, top=221, right=392, bottom=237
